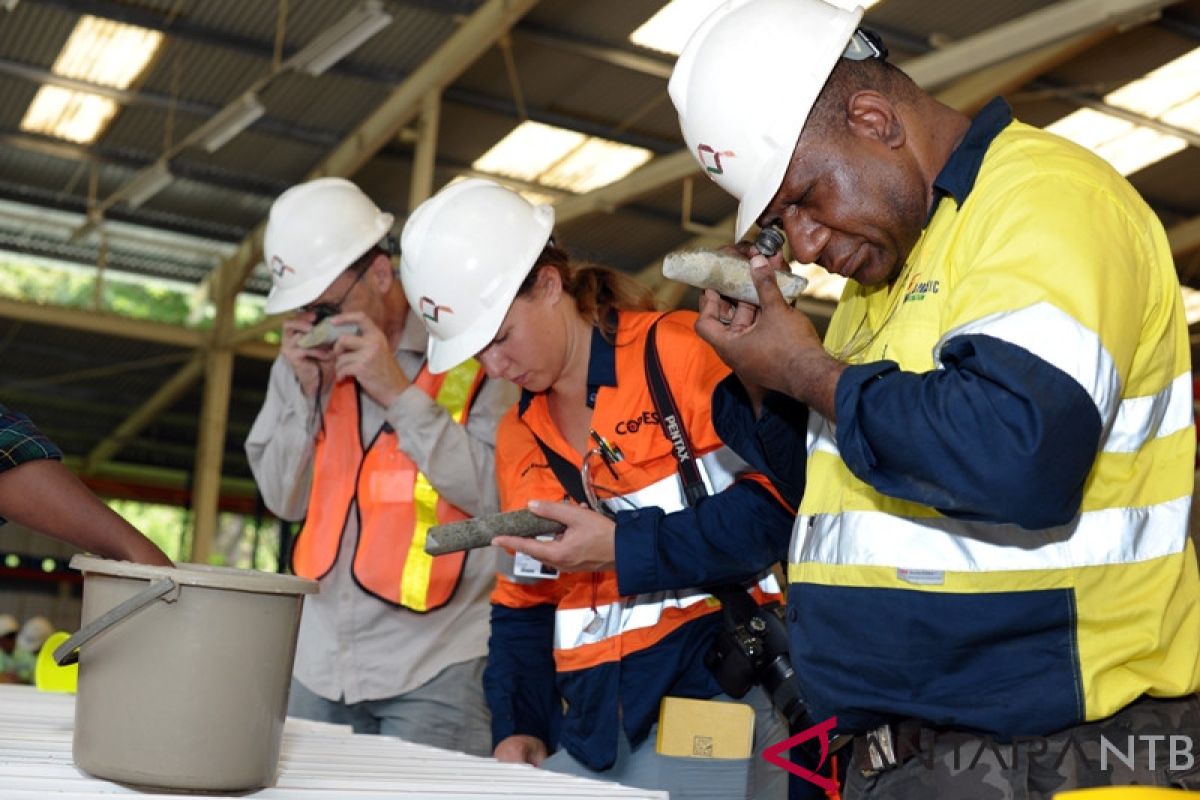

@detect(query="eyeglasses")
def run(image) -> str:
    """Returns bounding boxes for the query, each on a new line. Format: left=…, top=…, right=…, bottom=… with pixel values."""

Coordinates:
left=301, top=266, right=369, bottom=322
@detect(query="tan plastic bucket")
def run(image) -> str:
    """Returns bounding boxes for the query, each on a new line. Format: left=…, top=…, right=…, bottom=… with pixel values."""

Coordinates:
left=54, top=554, right=318, bottom=791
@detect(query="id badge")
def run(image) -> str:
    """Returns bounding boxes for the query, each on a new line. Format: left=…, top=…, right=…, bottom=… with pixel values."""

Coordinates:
left=511, top=535, right=559, bottom=580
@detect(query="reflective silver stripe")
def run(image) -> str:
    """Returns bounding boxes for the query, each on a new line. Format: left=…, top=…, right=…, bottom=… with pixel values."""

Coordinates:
left=790, top=496, right=1191, bottom=572
left=555, top=445, right=775, bottom=652
left=598, top=446, right=746, bottom=515
left=1104, top=371, right=1194, bottom=452
left=808, top=413, right=837, bottom=457
left=555, top=590, right=713, bottom=650
left=935, top=303, right=1120, bottom=424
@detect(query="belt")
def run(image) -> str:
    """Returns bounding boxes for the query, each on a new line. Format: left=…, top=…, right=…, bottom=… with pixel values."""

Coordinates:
left=850, top=720, right=925, bottom=778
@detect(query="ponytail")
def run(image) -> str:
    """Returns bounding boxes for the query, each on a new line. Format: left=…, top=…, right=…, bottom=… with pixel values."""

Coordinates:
left=516, top=244, right=659, bottom=341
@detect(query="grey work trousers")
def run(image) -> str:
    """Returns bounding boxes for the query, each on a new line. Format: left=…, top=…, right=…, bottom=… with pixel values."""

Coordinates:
left=286, top=656, right=492, bottom=757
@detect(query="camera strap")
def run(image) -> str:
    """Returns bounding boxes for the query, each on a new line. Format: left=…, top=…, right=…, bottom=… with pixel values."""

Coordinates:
left=643, top=314, right=762, bottom=610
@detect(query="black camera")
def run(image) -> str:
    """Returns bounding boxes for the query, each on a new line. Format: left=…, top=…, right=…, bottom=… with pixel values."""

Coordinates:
left=705, top=600, right=808, bottom=729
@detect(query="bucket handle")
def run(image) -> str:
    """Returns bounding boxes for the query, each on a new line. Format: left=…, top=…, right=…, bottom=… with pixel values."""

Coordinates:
left=54, top=576, right=179, bottom=666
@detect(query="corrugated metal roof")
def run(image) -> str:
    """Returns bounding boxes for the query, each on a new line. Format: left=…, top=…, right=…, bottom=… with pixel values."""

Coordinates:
left=0, top=0, right=1198, bottom=504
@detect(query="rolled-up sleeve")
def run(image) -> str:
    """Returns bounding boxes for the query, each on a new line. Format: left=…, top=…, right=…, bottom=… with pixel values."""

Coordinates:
left=387, top=375, right=518, bottom=517
left=0, top=404, right=62, bottom=473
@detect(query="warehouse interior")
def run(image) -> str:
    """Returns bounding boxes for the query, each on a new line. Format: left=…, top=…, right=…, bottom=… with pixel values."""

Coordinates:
left=2, top=0, right=1200, bottom=796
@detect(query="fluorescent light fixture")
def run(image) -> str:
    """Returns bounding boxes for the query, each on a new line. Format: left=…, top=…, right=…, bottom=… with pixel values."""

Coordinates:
left=53, top=15, right=164, bottom=89
left=472, top=121, right=653, bottom=194
left=630, top=0, right=880, bottom=55
left=119, top=161, right=173, bottom=208
left=1047, top=46, right=1200, bottom=176
left=193, top=91, right=266, bottom=153
left=20, top=85, right=119, bottom=143
left=288, top=0, right=393, bottom=77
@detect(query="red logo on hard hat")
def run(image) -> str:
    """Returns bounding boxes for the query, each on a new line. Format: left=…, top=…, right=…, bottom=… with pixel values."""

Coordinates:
left=269, top=255, right=294, bottom=279
left=698, top=144, right=735, bottom=176
left=420, top=297, right=454, bottom=324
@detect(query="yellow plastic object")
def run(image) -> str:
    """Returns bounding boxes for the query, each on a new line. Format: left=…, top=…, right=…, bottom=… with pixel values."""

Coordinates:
left=34, top=631, right=77, bottom=694
left=1055, top=788, right=1195, bottom=798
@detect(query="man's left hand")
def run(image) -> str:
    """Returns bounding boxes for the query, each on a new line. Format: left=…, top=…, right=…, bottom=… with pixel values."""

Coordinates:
left=492, top=500, right=616, bottom=573
left=329, top=311, right=411, bottom=407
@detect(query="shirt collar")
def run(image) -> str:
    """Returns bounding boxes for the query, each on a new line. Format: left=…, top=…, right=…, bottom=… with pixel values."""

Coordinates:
left=930, top=96, right=1013, bottom=213
left=397, top=309, right=428, bottom=355
left=519, top=311, right=619, bottom=417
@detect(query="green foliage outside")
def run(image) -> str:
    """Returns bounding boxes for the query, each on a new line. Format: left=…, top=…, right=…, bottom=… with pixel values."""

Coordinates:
left=0, top=253, right=268, bottom=329
left=106, top=499, right=281, bottom=573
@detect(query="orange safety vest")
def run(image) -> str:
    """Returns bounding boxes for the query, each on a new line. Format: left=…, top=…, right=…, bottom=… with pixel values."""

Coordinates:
left=291, top=359, right=484, bottom=612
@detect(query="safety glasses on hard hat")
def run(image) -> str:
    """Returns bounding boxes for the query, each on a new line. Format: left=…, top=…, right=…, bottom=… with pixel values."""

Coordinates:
left=843, top=28, right=887, bottom=61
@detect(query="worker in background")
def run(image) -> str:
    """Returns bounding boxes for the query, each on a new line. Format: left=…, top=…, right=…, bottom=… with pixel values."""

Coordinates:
left=400, top=178, right=797, bottom=800
left=11, top=615, right=53, bottom=683
left=0, top=403, right=171, bottom=567
left=669, top=0, right=1200, bottom=797
left=245, top=178, right=515, bottom=755
left=0, top=614, right=17, bottom=683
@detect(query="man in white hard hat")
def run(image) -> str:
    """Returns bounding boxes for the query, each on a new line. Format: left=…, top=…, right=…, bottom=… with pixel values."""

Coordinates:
left=245, top=177, right=516, bottom=754
left=670, top=0, right=1200, bottom=797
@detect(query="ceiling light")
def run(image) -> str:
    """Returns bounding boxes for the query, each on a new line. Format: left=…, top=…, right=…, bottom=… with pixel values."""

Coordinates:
left=118, top=161, right=173, bottom=209
left=288, top=0, right=393, bottom=77
left=2, top=0, right=19, bottom=12
left=20, top=85, right=118, bottom=144
left=193, top=91, right=266, bottom=153
left=629, top=0, right=880, bottom=56
left=472, top=121, right=653, bottom=194
left=53, top=15, right=164, bottom=89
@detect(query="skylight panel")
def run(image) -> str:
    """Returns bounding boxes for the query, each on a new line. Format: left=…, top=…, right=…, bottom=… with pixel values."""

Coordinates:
left=18, top=15, right=162, bottom=144
left=1046, top=46, right=1200, bottom=176
left=472, top=121, right=653, bottom=194
left=20, top=86, right=118, bottom=144
left=630, top=0, right=881, bottom=56
left=53, top=15, right=163, bottom=89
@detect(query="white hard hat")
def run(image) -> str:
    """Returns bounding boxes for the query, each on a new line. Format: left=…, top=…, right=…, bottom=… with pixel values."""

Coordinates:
left=263, top=177, right=395, bottom=314
left=16, top=616, right=53, bottom=653
left=0, top=614, right=17, bottom=638
left=669, top=0, right=864, bottom=239
left=399, top=178, right=555, bottom=374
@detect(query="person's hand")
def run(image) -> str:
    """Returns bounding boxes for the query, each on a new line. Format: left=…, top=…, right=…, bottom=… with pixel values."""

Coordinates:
left=118, top=534, right=174, bottom=568
left=695, top=254, right=844, bottom=417
left=492, top=501, right=616, bottom=573
left=329, top=311, right=411, bottom=407
left=493, top=734, right=548, bottom=766
left=280, top=315, right=335, bottom=397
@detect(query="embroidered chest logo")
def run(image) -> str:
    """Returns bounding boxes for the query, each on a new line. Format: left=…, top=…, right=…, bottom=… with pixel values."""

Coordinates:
left=614, top=411, right=660, bottom=435
left=902, top=275, right=940, bottom=303
left=419, top=296, right=454, bottom=323
left=697, top=144, right=735, bottom=176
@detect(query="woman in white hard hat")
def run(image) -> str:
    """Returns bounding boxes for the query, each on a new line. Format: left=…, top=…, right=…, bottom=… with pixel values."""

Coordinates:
left=400, top=178, right=799, bottom=800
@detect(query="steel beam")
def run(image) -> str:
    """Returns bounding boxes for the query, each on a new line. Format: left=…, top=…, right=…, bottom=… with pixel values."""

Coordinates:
left=208, top=0, right=543, bottom=305
left=903, top=0, right=1180, bottom=90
